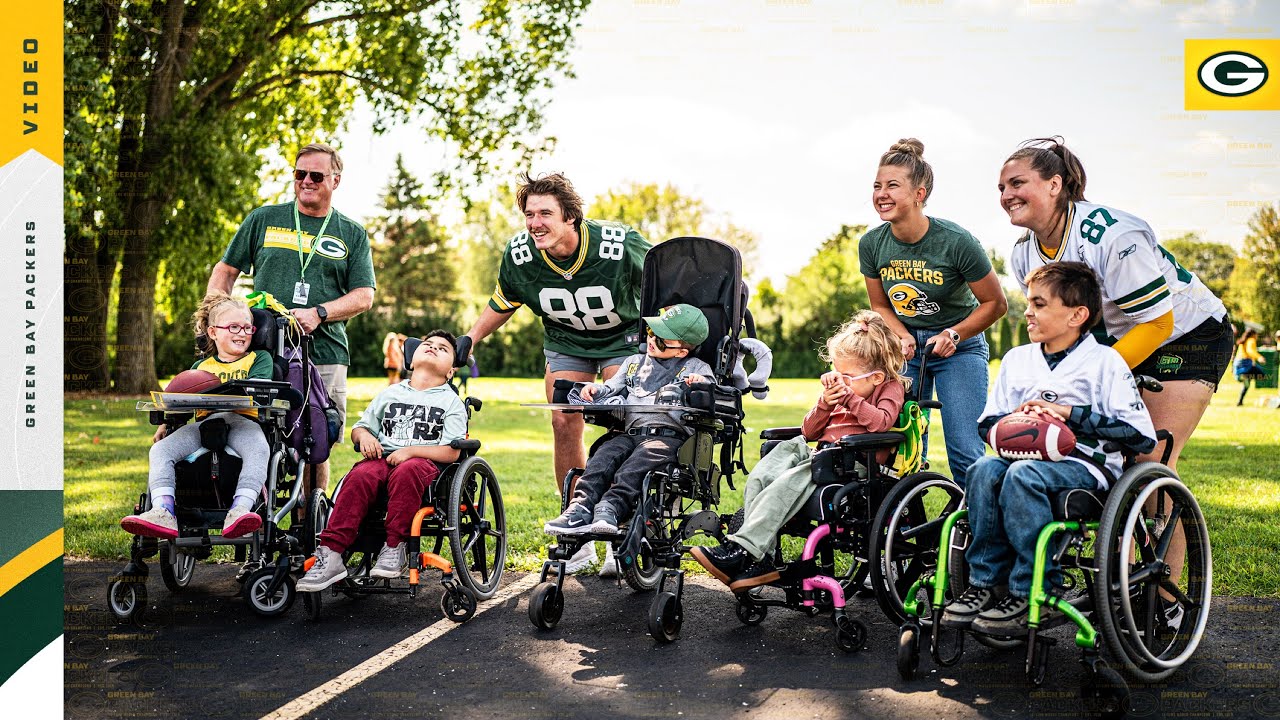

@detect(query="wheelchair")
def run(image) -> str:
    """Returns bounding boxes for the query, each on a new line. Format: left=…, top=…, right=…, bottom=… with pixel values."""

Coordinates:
left=896, top=377, right=1212, bottom=718
left=109, top=307, right=317, bottom=621
left=300, top=337, right=506, bottom=624
left=527, top=236, right=768, bottom=642
left=715, top=347, right=963, bottom=652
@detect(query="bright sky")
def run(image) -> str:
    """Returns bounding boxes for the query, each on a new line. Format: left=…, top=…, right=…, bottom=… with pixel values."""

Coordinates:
left=334, top=0, right=1279, bottom=285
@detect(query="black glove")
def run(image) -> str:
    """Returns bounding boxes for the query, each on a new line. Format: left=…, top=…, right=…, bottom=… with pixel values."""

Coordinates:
left=454, top=335, right=473, bottom=368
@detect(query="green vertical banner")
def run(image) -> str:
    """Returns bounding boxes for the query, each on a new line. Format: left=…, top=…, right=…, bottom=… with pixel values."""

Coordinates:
left=0, top=0, right=64, bottom=717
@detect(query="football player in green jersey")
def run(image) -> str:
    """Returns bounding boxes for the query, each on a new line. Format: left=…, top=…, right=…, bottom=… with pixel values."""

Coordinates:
left=457, top=173, right=651, bottom=574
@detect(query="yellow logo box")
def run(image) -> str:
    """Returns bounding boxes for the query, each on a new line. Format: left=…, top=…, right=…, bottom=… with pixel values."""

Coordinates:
left=1185, top=39, right=1280, bottom=111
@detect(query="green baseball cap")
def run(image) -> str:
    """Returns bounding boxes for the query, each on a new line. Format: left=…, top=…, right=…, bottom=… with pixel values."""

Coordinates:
left=644, top=303, right=709, bottom=347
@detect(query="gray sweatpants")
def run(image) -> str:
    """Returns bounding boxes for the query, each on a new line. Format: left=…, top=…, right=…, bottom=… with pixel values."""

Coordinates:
left=727, top=435, right=815, bottom=560
left=148, top=412, right=270, bottom=505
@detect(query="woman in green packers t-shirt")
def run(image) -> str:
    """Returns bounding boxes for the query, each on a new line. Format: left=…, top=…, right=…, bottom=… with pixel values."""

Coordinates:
left=858, top=138, right=1007, bottom=486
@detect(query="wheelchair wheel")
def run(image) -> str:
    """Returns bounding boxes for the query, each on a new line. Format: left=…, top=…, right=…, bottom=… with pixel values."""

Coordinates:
left=623, top=482, right=667, bottom=593
left=304, top=488, right=331, bottom=557
left=440, top=587, right=476, bottom=623
left=648, top=591, right=683, bottom=643
left=242, top=567, right=297, bottom=617
left=302, top=590, right=323, bottom=621
left=868, top=471, right=963, bottom=625
left=1082, top=664, right=1130, bottom=720
left=897, top=624, right=920, bottom=680
left=107, top=579, right=147, bottom=623
left=160, top=544, right=195, bottom=592
left=447, top=456, right=506, bottom=601
left=528, top=581, right=563, bottom=630
left=1095, top=463, right=1211, bottom=682
left=735, top=592, right=767, bottom=626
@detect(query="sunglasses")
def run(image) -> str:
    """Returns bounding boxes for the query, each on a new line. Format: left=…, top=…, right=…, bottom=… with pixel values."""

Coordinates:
left=294, top=169, right=336, bottom=183
left=841, top=370, right=883, bottom=382
left=210, top=324, right=256, bottom=335
left=646, top=327, right=686, bottom=351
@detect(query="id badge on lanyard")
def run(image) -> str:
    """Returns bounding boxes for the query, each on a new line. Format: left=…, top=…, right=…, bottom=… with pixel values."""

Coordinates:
left=293, top=282, right=310, bottom=305
left=293, top=201, right=333, bottom=308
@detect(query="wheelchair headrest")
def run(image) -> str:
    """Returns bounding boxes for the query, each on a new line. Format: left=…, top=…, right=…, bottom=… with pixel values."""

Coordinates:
left=249, top=308, right=278, bottom=353
left=402, top=334, right=469, bottom=373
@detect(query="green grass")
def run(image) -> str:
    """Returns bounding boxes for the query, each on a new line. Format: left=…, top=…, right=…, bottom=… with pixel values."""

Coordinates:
left=64, top=374, right=1280, bottom=597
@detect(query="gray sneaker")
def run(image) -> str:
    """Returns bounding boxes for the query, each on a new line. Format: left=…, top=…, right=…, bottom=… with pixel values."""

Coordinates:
left=941, top=586, right=999, bottom=629
left=589, top=503, right=623, bottom=536
left=971, top=595, right=1031, bottom=636
left=370, top=542, right=407, bottom=579
left=545, top=503, right=594, bottom=535
left=297, top=546, right=348, bottom=592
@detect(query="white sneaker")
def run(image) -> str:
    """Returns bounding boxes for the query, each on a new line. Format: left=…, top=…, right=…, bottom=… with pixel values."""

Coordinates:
left=120, top=505, right=179, bottom=539
left=370, top=542, right=407, bottom=579
left=564, top=541, right=597, bottom=574
left=598, top=543, right=619, bottom=579
left=297, top=546, right=348, bottom=592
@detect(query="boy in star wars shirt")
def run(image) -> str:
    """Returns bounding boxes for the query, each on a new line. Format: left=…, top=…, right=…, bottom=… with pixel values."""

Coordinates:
left=298, top=330, right=467, bottom=592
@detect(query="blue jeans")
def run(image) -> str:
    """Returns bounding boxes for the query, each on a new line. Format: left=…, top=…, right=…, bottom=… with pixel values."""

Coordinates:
left=964, top=456, right=1098, bottom=598
left=903, top=328, right=989, bottom=487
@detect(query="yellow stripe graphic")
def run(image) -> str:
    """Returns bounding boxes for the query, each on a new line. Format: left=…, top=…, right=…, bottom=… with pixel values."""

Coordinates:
left=0, top=528, right=62, bottom=600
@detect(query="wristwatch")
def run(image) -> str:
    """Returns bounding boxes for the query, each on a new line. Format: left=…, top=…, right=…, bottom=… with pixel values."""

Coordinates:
left=944, top=328, right=960, bottom=343
left=315, top=304, right=329, bottom=323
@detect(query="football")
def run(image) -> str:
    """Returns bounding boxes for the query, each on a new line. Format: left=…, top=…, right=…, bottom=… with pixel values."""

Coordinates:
left=988, top=412, right=1077, bottom=462
left=165, top=369, right=223, bottom=394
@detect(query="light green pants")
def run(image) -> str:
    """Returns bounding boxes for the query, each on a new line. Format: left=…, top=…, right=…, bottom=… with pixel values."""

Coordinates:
left=727, top=435, right=814, bottom=560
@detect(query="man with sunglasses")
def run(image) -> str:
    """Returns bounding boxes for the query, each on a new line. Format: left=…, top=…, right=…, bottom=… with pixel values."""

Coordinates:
left=209, top=142, right=376, bottom=495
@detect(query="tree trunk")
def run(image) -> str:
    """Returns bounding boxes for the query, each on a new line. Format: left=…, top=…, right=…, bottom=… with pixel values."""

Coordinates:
left=63, top=224, right=111, bottom=392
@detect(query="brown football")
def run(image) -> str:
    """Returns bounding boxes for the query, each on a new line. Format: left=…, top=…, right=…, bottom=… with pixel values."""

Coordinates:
left=988, top=412, right=1077, bottom=462
left=165, top=369, right=223, bottom=394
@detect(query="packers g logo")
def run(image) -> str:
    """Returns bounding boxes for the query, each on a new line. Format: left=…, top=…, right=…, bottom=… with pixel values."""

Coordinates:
left=312, top=236, right=348, bottom=260
left=887, top=283, right=940, bottom=318
left=1185, top=40, right=1280, bottom=111
left=1198, top=51, right=1268, bottom=97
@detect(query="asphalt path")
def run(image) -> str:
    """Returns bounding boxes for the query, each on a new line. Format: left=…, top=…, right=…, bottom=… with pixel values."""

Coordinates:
left=64, top=560, right=1280, bottom=720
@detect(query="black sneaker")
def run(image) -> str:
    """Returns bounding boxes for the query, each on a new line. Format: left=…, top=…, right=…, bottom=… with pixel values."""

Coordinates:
left=729, top=559, right=782, bottom=592
left=972, top=595, right=1030, bottom=636
left=690, top=542, right=751, bottom=585
left=941, top=586, right=1000, bottom=629
left=588, top=503, right=623, bottom=536
left=544, top=503, right=594, bottom=535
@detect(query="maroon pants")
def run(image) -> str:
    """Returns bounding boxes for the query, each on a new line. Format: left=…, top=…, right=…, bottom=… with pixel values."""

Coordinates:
left=319, top=457, right=440, bottom=553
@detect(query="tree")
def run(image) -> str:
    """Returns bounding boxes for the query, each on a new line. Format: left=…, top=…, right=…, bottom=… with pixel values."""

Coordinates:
left=345, top=156, right=461, bottom=375
left=589, top=182, right=760, bottom=278
left=1163, top=232, right=1236, bottom=300
left=1226, top=204, right=1280, bottom=331
left=755, top=225, right=869, bottom=376
left=65, top=0, right=587, bottom=393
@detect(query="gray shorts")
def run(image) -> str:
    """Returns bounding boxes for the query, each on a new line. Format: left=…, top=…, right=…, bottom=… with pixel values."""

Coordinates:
left=316, top=363, right=348, bottom=418
left=543, top=349, right=631, bottom=375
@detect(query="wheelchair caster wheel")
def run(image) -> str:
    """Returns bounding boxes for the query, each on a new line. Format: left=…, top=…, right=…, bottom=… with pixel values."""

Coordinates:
left=735, top=597, right=767, bottom=626
left=301, top=591, right=323, bottom=621
left=833, top=614, right=865, bottom=653
left=242, top=567, right=297, bottom=617
left=529, top=581, right=563, bottom=630
left=648, top=591, right=683, bottom=643
left=1082, top=666, right=1130, bottom=720
left=441, top=588, right=476, bottom=623
left=898, top=624, right=921, bottom=680
left=160, top=545, right=195, bottom=592
left=107, top=579, right=147, bottom=623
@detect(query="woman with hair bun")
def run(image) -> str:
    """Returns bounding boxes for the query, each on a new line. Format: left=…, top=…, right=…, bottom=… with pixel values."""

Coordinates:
left=1000, top=137, right=1232, bottom=472
left=860, top=138, right=1008, bottom=486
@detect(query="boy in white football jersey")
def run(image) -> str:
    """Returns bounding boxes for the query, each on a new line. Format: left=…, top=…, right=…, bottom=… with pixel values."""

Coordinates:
left=941, top=263, right=1157, bottom=636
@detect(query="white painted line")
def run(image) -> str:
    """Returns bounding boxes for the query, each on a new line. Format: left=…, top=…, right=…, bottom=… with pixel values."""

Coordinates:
left=259, top=572, right=540, bottom=720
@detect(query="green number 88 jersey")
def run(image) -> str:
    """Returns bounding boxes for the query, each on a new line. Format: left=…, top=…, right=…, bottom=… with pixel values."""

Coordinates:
left=489, top=218, right=651, bottom=358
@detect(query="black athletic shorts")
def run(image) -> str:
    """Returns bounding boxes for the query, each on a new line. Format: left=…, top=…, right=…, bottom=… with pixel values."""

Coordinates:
left=1133, top=315, right=1233, bottom=389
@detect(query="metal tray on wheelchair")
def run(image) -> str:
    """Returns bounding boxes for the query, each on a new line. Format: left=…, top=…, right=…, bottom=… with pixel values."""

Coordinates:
left=136, top=397, right=290, bottom=413
left=524, top=402, right=704, bottom=414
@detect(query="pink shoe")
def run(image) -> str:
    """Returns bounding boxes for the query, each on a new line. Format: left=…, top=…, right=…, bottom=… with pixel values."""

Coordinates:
left=121, top=506, right=179, bottom=540
left=222, top=506, right=263, bottom=539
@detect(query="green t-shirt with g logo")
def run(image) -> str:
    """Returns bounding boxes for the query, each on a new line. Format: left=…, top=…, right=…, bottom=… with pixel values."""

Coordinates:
left=858, top=217, right=992, bottom=331
left=223, top=202, right=376, bottom=365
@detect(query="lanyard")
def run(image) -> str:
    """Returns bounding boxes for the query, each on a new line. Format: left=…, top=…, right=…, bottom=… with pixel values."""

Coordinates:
left=293, top=201, right=334, bottom=281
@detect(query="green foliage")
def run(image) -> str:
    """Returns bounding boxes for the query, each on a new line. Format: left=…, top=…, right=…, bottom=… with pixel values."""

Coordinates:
left=1226, top=204, right=1280, bottom=332
left=754, top=225, right=869, bottom=376
left=1164, top=232, right=1236, bottom=300
left=589, top=182, right=760, bottom=278
left=65, top=0, right=588, bottom=391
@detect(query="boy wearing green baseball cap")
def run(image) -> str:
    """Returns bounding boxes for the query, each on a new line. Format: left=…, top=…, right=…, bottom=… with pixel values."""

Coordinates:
left=545, top=304, right=713, bottom=549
